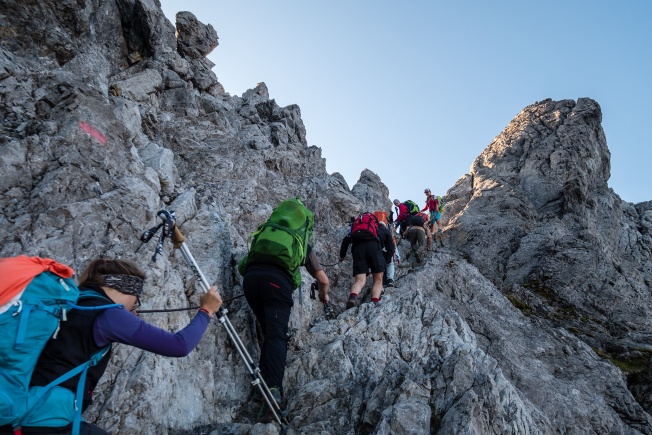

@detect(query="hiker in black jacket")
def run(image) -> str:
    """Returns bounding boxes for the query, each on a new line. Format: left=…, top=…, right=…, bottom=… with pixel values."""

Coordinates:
left=377, top=221, right=396, bottom=286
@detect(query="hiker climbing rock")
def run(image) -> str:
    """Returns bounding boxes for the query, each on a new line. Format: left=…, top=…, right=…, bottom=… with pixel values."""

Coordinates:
left=373, top=211, right=396, bottom=288
left=340, top=212, right=385, bottom=308
left=393, top=199, right=419, bottom=235
left=422, top=188, right=444, bottom=236
left=402, top=212, right=432, bottom=263
left=393, top=199, right=408, bottom=235
left=0, top=256, right=222, bottom=435
left=238, top=198, right=330, bottom=409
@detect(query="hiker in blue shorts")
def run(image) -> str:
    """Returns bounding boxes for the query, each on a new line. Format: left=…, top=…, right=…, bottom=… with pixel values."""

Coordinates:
left=422, top=188, right=443, bottom=235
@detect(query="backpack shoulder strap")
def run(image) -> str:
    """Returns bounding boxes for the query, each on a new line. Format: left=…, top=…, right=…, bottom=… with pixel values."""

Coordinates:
left=65, top=290, right=123, bottom=312
left=17, top=346, right=111, bottom=433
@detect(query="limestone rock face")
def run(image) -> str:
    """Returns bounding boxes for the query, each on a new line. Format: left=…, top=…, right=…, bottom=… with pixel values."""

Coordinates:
left=444, top=99, right=652, bottom=387
left=2, top=1, right=652, bottom=434
left=351, top=168, right=392, bottom=213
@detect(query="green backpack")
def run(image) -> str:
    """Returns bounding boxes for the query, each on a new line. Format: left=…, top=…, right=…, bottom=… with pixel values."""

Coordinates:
left=238, top=198, right=314, bottom=288
left=404, top=200, right=419, bottom=215
left=437, top=196, right=445, bottom=213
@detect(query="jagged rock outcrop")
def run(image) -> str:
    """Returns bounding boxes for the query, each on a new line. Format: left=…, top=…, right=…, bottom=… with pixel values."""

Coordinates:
left=444, top=99, right=652, bottom=414
left=2, top=1, right=652, bottom=434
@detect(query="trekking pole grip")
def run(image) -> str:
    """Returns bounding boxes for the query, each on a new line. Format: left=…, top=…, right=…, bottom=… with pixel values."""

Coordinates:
left=171, top=226, right=186, bottom=249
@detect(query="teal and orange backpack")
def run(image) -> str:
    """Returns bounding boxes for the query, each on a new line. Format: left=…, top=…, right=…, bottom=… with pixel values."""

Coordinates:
left=0, top=256, right=120, bottom=434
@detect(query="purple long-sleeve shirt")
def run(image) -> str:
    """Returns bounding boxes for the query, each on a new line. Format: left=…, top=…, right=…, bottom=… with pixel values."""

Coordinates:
left=93, top=307, right=210, bottom=357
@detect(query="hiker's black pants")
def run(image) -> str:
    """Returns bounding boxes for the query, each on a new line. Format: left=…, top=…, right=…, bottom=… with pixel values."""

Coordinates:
left=243, top=266, right=294, bottom=395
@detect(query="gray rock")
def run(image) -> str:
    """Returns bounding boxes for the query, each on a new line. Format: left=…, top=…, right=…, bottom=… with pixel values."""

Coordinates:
left=2, top=1, right=652, bottom=434
left=174, top=11, right=219, bottom=59
left=110, top=69, right=163, bottom=101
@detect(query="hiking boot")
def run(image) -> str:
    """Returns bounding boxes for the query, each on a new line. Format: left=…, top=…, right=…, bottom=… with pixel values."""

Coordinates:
left=437, top=228, right=443, bottom=234
left=269, top=387, right=282, bottom=406
left=253, top=386, right=281, bottom=405
left=385, top=279, right=394, bottom=287
left=346, top=294, right=359, bottom=309
left=256, top=387, right=285, bottom=422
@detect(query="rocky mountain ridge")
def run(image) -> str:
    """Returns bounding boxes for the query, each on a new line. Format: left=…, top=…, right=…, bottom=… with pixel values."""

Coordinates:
left=2, top=1, right=652, bottom=434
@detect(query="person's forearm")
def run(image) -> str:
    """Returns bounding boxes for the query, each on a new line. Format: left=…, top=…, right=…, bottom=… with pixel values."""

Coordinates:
left=339, top=237, right=350, bottom=258
left=95, top=308, right=210, bottom=357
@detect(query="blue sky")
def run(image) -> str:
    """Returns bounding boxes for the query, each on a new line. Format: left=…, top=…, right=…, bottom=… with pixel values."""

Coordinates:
left=160, top=0, right=651, bottom=206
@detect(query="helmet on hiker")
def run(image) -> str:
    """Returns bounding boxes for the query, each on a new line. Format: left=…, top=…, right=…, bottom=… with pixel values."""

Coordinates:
left=393, top=199, right=400, bottom=206
left=424, top=188, right=431, bottom=194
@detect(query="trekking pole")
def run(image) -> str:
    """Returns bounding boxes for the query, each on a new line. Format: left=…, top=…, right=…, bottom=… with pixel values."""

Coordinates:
left=140, top=211, right=289, bottom=427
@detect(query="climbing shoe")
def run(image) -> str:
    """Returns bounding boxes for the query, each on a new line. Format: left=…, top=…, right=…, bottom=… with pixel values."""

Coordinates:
left=346, top=294, right=359, bottom=309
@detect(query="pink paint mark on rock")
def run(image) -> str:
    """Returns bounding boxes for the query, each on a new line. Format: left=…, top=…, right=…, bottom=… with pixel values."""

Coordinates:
left=79, top=121, right=107, bottom=145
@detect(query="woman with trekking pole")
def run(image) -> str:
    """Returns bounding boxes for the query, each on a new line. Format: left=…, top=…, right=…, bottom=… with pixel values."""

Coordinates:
left=0, top=258, right=222, bottom=435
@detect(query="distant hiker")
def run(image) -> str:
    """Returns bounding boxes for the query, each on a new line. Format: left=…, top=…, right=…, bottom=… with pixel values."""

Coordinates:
left=402, top=212, right=432, bottom=263
left=386, top=211, right=402, bottom=283
left=340, top=212, right=385, bottom=308
left=393, top=199, right=419, bottom=235
left=373, top=211, right=396, bottom=287
left=0, top=257, right=222, bottom=435
left=388, top=225, right=401, bottom=285
left=377, top=220, right=396, bottom=287
left=422, top=188, right=443, bottom=235
left=238, top=198, right=329, bottom=408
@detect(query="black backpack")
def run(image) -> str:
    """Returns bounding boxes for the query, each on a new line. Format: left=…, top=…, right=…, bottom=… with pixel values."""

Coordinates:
left=409, top=214, right=425, bottom=227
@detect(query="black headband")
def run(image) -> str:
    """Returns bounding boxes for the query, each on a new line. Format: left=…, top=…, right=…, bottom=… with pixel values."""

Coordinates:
left=102, top=274, right=144, bottom=297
